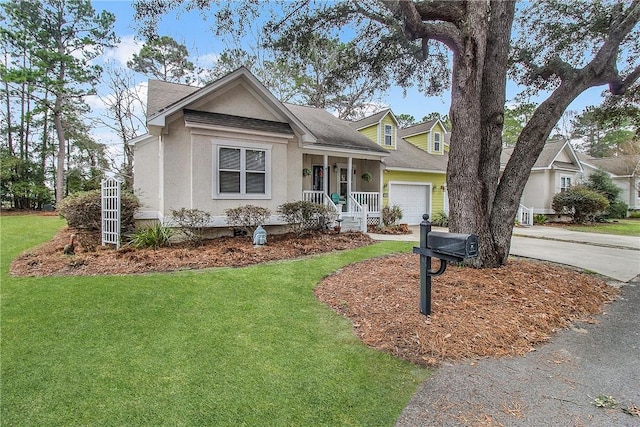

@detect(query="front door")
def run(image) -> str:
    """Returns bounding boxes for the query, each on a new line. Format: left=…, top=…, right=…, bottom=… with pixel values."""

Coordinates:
left=312, top=165, right=324, bottom=191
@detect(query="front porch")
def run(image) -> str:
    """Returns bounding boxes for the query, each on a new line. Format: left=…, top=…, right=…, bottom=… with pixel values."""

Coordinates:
left=302, top=190, right=381, bottom=232
left=300, top=152, right=385, bottom=231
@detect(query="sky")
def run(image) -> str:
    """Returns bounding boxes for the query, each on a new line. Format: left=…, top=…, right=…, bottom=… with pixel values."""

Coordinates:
left=89, top=0, right=608, bottom=153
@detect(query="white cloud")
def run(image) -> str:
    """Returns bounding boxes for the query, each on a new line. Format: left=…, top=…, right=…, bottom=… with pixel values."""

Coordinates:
left=103, top=35, right=143, bottom=67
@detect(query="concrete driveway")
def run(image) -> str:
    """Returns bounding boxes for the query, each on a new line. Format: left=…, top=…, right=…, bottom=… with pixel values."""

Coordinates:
left=369, top=225, right=640, bottom=283
left=510, top=226, right=640, bottom=282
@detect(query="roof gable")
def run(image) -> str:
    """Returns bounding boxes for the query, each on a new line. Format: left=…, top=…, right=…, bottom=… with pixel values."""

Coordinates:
left=146, top=67, right=315, bottom=143
left=501, top=139, right=582, bottom=172
left=398, top=119, right=445, bottom=139
left=352, top=109, right=398, bottom=130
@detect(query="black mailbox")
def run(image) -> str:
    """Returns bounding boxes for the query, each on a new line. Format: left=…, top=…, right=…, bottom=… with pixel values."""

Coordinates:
left=413, top=214, right=479, bottom=315
left=427, top=231, right=478, bottom=260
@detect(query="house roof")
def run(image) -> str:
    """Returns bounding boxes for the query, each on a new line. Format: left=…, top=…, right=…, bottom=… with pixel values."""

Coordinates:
left=398, top=119, right=441, bottom=138
left=501, top=139, right=581, bottom=171
left=146, top=67, right=316, bottom=143
left=147, top=80, right=199, bottom=118
left=384, top=138, right=448, bottom=172
left=183, top=109, right=294, bottom=135
left=580, top=155, right=640, bottom=177
left=285, top=104, right=389, bottom=154
left=351, top=109, right=397, bottom=130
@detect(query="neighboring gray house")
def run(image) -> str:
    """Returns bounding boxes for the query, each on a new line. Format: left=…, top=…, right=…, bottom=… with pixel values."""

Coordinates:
left=501, top=139, right=583, bottom=219
left=579, top=154, right=640, bottom=211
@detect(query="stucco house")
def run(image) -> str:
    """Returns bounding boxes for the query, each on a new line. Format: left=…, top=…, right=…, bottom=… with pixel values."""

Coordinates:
left=579, top=154, right=640, bottom=211
left=352, top=112, right=449, bottom=224
left=501, top=139, right=584, bottom=220
left=132, top=67, right=388, bottom=233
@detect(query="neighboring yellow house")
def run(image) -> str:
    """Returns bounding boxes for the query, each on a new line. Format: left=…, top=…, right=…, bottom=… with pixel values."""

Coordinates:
left=353, top=113, right=449, bottom=224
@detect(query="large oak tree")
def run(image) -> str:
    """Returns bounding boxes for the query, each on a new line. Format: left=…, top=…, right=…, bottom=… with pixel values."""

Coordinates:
left=134, top=0, right=640, bottom=267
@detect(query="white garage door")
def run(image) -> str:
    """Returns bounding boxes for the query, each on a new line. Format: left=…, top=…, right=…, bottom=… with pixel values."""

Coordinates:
left=388, top=183, right=430, bottom=225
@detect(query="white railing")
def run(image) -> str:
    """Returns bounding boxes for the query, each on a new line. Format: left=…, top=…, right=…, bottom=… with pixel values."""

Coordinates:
left=302, top=190, right=325, bottom=205
left=518, top=204, right=534, bottom=226
left=302, top=190, right=341, bottom=218
left=351, top=192, right=380, bottom=213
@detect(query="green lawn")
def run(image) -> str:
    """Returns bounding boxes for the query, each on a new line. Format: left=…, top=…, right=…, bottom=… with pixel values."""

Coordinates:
left=563, top=218, right=640, bottom=237
left=0, top=215, right=429, bottom=426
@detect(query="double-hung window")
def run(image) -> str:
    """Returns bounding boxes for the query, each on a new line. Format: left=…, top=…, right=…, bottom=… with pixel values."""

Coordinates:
left=433, top=132, right=441, bottom=152
left=560, top=176, right=572, bottom=192
left=384, top=124, right=393, bottom=146
left=217, top=145, right=269, bottom=197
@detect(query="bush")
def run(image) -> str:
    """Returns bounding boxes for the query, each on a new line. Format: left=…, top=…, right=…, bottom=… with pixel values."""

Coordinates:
left=533, top=214, right=548, bottom=225
left=129, top=223, right=173, bottom=249
left=171, top=208, right=211, bottom=246
left=278, top=201, right=338, bottom=236
left=607, top=200, right=629, bottom=219
left=586, top=169, right=622, bottom=203
left=382, top=205, right=403, bottom=226
left=58, top=189, right=140, bottom=233
left=552, top=185, right=609, bottom=223
left=225, top=205, right=271, bottom=236
left=629, top=211, right=640, bottom=219
left=430, top=211, right=449, bottom=227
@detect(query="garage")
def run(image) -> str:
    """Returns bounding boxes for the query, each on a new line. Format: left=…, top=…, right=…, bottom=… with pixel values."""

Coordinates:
left=388, top=182, right=431, bottom=225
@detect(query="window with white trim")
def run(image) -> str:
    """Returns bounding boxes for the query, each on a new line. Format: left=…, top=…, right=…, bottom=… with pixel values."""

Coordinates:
left=560, top=176, right=572, bottom=192
left=216, top=145, right=269, bottom=197
left=433, top=132, right=441, bottom=152
left=384, top=124, right=393, bottom=146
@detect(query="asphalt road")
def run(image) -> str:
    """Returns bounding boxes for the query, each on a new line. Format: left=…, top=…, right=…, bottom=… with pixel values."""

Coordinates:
left=369, top=225, right=640, bottom=426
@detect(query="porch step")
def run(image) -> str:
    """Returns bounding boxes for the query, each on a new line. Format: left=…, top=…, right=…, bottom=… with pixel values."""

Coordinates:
left=339, top=216, right=362, bottom=232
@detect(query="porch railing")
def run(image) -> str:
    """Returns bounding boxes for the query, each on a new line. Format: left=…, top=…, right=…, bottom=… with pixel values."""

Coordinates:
left=350, top=192, right=380, bottom=213
left=518, top=204, right=534, bottom=226
left=302, top=190, right=341, bottom=215
left=302, top=190, right=325, bottom=205
left=347, top=194, right=368, bottom=232
left=302, top=190, right=379, bottom=217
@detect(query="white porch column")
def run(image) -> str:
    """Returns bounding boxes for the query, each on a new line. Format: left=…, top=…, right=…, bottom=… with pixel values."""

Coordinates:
left=347, top=156, right=353, bottom=211
left=323, top=155, right=328, bottom=197
left=379, top=161, right=384, bottom=211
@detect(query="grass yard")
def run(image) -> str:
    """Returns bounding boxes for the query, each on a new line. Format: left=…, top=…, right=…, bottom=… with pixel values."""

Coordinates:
left=563, top=218, right=640, bottom=237
left=0, top=215, right=429, bottom=426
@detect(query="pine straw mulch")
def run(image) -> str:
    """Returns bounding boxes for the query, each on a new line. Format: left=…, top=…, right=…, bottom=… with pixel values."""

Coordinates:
left=9, top=227, right=373, bottom=277
left=315, top=253, right=618, bottom=366
left=10, top=227, right=618, bottom=367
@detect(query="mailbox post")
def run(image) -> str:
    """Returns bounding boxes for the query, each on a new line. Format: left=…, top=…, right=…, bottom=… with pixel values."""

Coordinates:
left=413, top=214, right=478, bottom=316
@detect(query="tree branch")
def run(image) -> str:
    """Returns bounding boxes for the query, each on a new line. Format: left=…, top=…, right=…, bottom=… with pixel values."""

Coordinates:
left=378, top=0, right=463, bottom=54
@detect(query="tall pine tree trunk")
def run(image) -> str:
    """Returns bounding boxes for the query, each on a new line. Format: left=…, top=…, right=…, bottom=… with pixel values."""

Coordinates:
left=54, top=99, right=65, bottom=206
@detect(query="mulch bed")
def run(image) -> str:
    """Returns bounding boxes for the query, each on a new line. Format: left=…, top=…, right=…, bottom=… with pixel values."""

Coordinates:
left=10, top=226, right=618, bottom=367
left=315, top=253, right=618, bottom=366
left=9, top=227, right=373, bottom=277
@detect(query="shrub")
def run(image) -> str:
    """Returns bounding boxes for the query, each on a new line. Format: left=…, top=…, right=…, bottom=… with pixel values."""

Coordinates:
left=225, top=205, right=271, bottom=236
left=129, top=223, right=173, bottom=249
left=586, top=169, right=622, bottom=203
left=278, top=201, right=338, bottom=236
left=629, top=211, right=640, bottom=219
left=533, top=214, right=548, bottom=225
left=382, top=205, right=403, bottom=226
left=430, top=211, right=449, bottom=227
left=607, top=200, right=628, bottom=219
left=171, top=208, right=211, bottom=246
left=58, top=189, right=140, bottom=233
left=552, top=185, right=609, bottom=223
